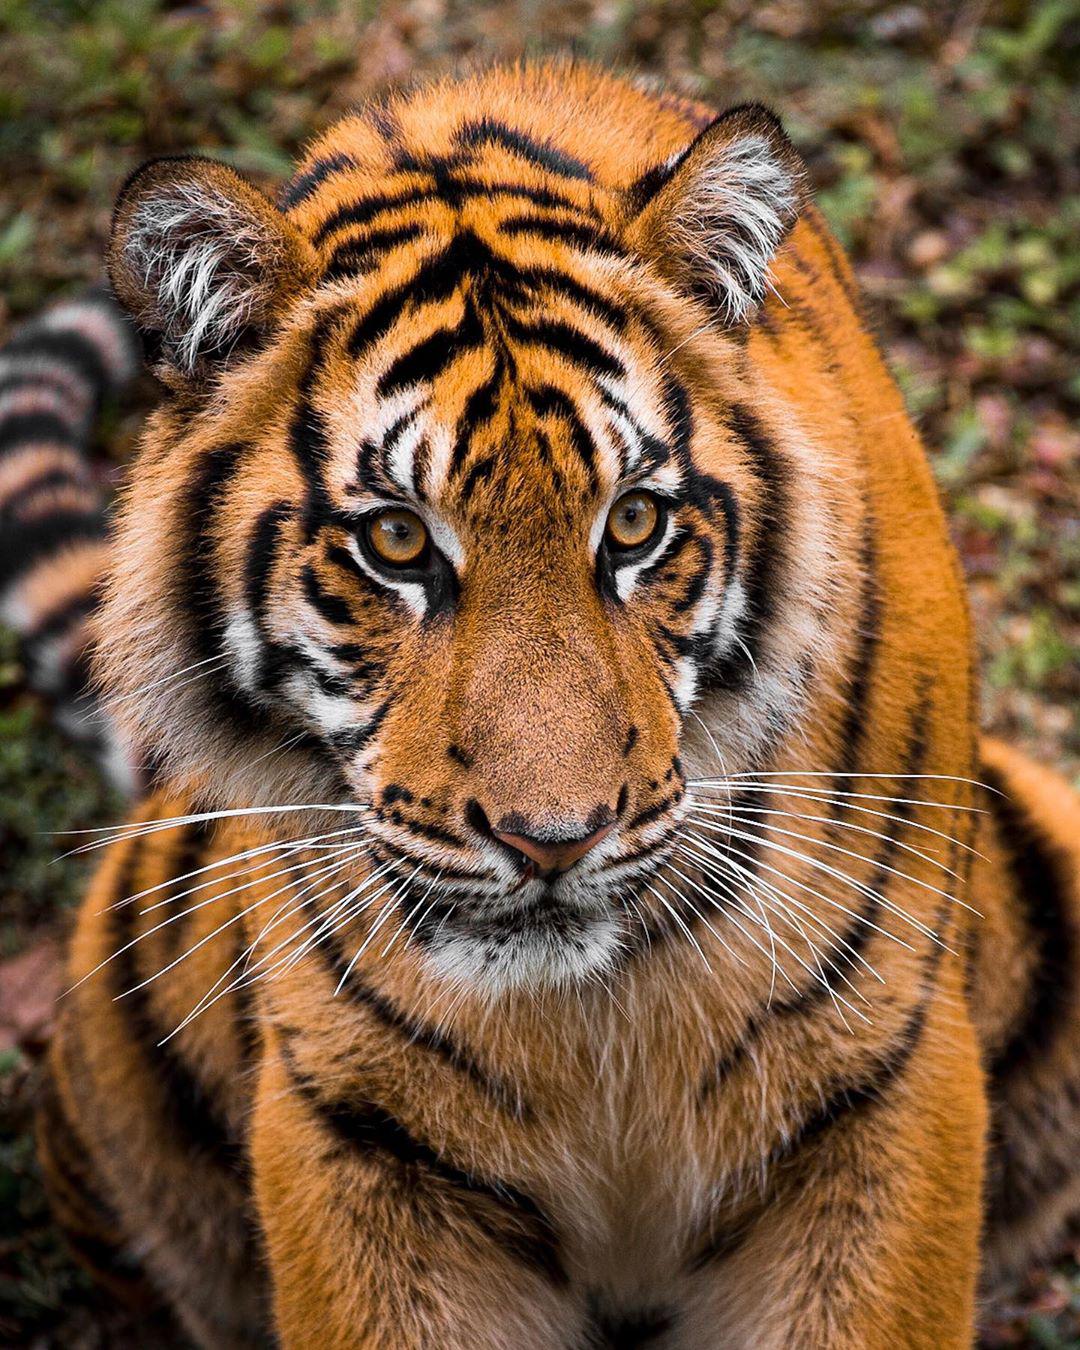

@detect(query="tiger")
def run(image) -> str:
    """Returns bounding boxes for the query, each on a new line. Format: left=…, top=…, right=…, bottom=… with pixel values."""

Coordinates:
left=8, top=58, right=1080, bottom=1349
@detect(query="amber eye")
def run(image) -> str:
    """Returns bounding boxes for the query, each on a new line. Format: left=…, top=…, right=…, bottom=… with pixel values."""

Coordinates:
left=605, top=490, right=661, bottom=552
left=366, top=509, right=429, bottom=568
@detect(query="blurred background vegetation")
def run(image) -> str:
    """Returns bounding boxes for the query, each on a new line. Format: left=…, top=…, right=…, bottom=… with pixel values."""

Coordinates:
left=0, top=0, right=1077, bottom=1344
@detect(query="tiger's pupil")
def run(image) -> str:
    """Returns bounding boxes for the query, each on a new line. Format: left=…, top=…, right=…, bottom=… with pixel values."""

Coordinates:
left=368, top=509, right=428, bottom=566
left=606, top=491, right=660, bottom=551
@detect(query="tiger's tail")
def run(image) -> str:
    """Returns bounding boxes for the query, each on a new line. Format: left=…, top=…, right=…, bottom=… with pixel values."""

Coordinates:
left=0, top=288, right=140, bottom=789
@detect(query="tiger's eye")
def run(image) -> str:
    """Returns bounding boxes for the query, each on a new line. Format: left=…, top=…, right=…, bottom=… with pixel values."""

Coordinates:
left=367, top=509, right=428, bottom=567
left=605, top=491, right=660, bottom=551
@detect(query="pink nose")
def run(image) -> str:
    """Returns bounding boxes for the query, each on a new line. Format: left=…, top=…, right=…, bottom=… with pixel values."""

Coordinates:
left=491, top=823, right=614, bottom=878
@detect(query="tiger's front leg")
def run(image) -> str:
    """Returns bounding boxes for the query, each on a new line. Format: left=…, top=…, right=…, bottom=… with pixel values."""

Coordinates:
left=250, top=1030, right=580, bottom=1350
left=680, top=988, right=987, bottom=1350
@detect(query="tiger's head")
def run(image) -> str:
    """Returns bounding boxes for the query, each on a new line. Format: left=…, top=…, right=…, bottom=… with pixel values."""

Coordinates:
left=98, top=73, right=843, bottom=991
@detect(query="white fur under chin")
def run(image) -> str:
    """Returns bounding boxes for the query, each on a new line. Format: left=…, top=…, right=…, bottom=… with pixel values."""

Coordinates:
left=421, top=900, right=625, bottom=997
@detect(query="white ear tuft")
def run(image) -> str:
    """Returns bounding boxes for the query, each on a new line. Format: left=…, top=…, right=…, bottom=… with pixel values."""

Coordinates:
left=108, top=157, right=315, bottom=377
left=629, top=105, right=808, bottom=325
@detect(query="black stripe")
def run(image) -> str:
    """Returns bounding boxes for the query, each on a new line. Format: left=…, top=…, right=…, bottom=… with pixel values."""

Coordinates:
left=328, top=697, right=390, bottom=755
left=524, top=384, right=598, bottom=480
left=499, top=213, right=626, bottom=256
left=456, top=118, right=592, bottom=181
left=0, top=329, right=109, bottom=403
left=831, top=520, right=882, bottom=794
left=496, top=213, right=623, bottom=257
left=241, top=500, right=305, bottom=696
left=280, top=152, right=357, bottom=209
left=244, top=500, right=293, bottom=618
left=802, top=208, right=861, bottom=310
left=777, top=998, right=929, bottom=1166
left=314, top=180, right=594, bottom=246
left=282, top=1048, right=563, bottom=1283
left=313, top=188, right=427, bottom=244
left=376, top=317, right=482, bottom=398
left=346, top=230, right=561, bottom=368
left=625, top=150, right=686, bottom=214
left=377, top=808, right=466, bottom=849
left=511, top=264, right=628, bottom=333
left=23, top=589, right=97, bottom=647
left=0, top=410, right=77, bottom=456
left=774, top=294, right=838, bottom=365
left=38, top=1074, right=125, bottom=1242
left=0, top=369, right=81, bottom=404
left=505, top=314, right=624, bottom=379
left=1, top=465, right=85, bottom=514
left=453, top=180, right=596, bottom=213
left=289, top=318, right=340, bottom=532
left=640, top=530, right=711, bottom=614
left=229, top=915, right=260, bottom=1073
left=177, top=442, right=267, bottom=730
left=110, top=840, right=248, bottom=1174
left=304, top=905, right=525, bottom=1118
left=181, top=443, right=245, bottom=662
left=706, top=404, right=789, bottom=690
left=322, top=224, right=426, bottom=282
left=347, top=280, right=415, bottom=356
left=0, top=508, right=105, bottom=593
left=159, top=820, right=213, bottom=960
left=329, top=646, right=379, bottom=688
left=409, top=232, right=511, bottom=307
left=982, top=763, right=1076, bottom=1082
left=626, top=790, right=683, bottom=833
left=348, top=238, right=491, bottom=358
left=449, top=363, right=503, bottom=478
left=302, top=562, right=355, bottom=627
left=459, top=455, right=495, bottom=503
left=692, top=998, right=930, bottom=1269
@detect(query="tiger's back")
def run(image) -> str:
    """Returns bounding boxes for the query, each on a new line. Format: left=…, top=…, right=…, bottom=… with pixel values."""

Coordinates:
left=13, top=59, right=1080, bottom=1348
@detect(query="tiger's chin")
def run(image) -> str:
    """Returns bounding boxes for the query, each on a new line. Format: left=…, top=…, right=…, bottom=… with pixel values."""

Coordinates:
left=418, top=882, right=626, bottom=995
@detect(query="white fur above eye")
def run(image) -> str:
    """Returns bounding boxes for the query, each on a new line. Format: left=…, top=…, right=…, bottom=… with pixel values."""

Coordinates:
left=124, top=181, right=281, bottom=372
left=672, top=129, right=805, bottom=324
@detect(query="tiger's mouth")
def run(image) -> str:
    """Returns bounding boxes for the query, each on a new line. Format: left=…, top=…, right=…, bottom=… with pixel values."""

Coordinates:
left=369, top=827, right=676, bottom=993
left=413, top=882, right=627, bottom=993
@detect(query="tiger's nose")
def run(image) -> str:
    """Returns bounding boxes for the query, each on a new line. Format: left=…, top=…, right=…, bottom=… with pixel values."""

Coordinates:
left=492, top=823, right=614, bottom=878
left=492, top=821, right=614, bottom=879
left=467, top=802, right=617, bottom=880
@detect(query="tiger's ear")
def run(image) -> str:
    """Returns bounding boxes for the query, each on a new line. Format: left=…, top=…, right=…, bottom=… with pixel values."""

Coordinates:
left=627, top=105, right=808, bottom=325
left=107, top=156, right=316, bottom=379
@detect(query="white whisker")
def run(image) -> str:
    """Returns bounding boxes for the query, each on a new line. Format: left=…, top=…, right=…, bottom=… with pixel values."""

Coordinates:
left=689, top=781, right=985, bottom=858
left=686, top=813, right=967, bottom=939
left=111, top=844, right=372, bottom=1003
left=683, top=829, right=884, bottom=986
left=162, top=855, right=384, bottom=1041
left=334, top=865, right=424, bottom=994
left=687, top=800, right=966, bottom=883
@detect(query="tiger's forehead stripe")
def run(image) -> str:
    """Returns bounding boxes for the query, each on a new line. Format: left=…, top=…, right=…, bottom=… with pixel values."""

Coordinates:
left=279, top=98, right=691, bottom=516
left=295, top=201, right=685, bottom=515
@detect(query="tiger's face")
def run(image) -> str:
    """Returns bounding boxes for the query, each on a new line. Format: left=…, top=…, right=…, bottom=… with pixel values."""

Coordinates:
left=100, top=95, right=827, bottom=989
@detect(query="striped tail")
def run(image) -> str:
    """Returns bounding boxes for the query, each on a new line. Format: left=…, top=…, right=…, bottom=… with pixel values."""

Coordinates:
left=0, top=288, right=140, bottom=789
